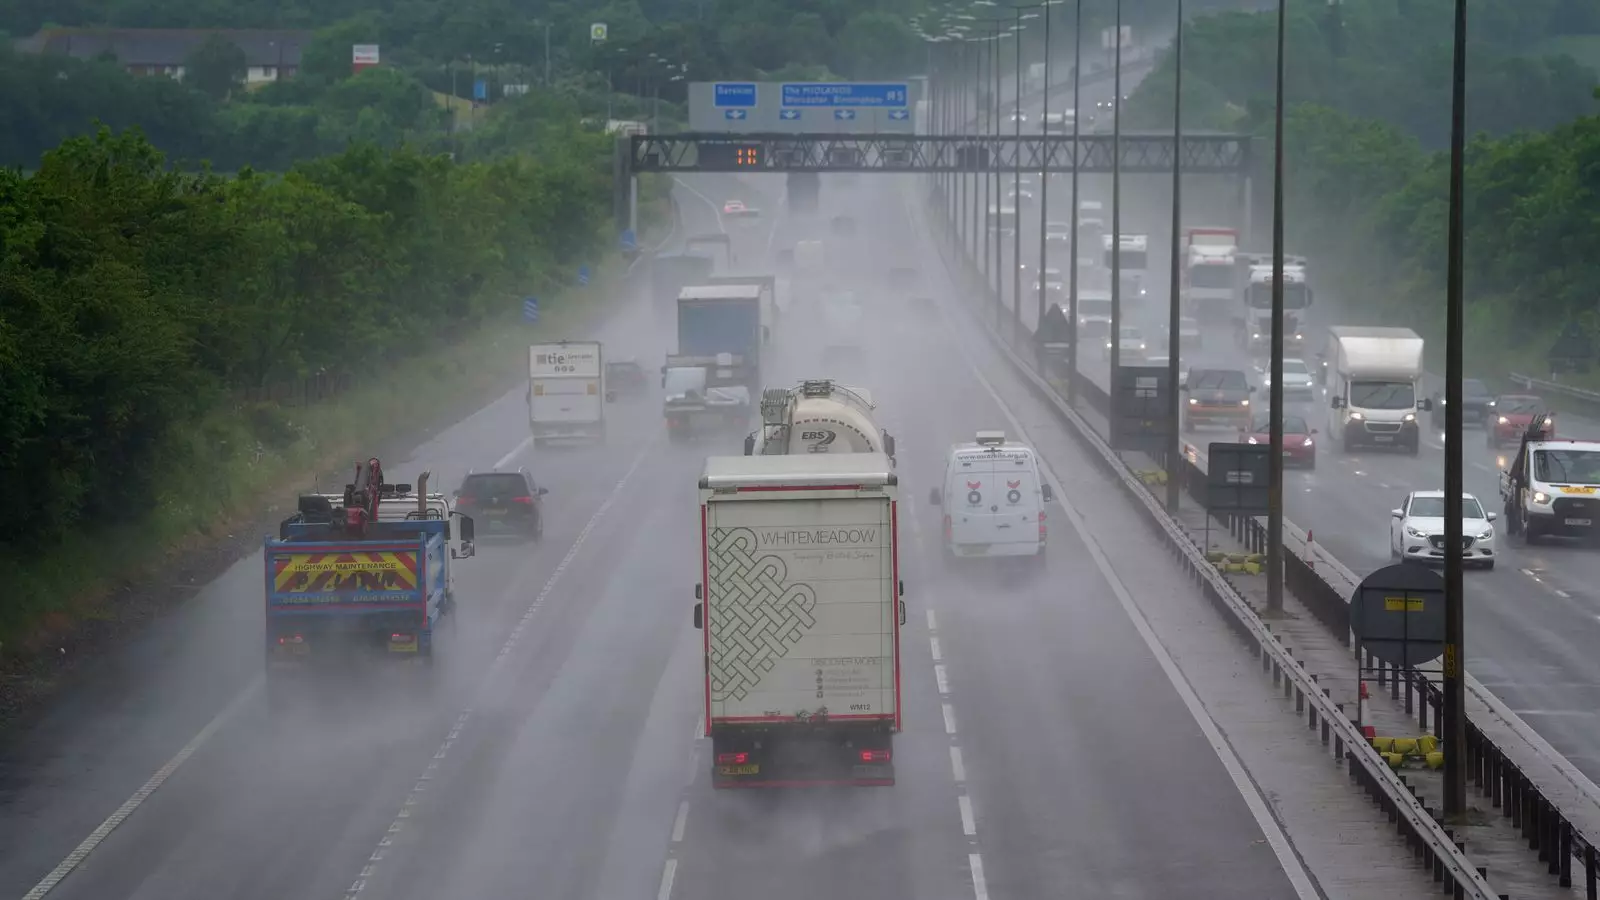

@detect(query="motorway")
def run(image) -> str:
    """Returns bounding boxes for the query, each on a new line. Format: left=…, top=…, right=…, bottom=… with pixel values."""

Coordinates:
left=0, top=164, right=1322, bottom=900
left=973, top=71, right=1600, bottom=783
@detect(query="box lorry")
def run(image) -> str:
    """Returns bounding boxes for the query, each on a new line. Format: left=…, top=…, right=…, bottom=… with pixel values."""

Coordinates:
left=1234, top=259, right=1312, bottom=356
left=1180, top=227, right=1238, bottom=321
left=666, top=279, right=774, bottom=399
left=692, top=453, right=906, bottom=788
left=528, top=340, right=609, bottom=445
left=1323, top=326, right=1432, bottom=454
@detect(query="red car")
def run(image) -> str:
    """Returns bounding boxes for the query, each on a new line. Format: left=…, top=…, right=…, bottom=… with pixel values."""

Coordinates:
left=1238, top=413, right=1318, bottom=469
left=1486, top=395, right=1552, bottom=447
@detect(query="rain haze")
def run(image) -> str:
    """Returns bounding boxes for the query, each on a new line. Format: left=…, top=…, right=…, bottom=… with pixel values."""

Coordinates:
left=3, top=1, right=1600, bottom=900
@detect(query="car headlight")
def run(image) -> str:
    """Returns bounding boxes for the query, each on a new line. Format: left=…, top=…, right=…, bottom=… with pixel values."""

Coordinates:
left=1294, top=333, right=1303, bottom=340
left=1349, top=411, right=1363, bottom=421
left=1105, top=341, right=1113, bottom=349
left=1498, top=416, right=1508, bottom=424
left=1246, top=436, right=1259, bottom=444
left=1251, top=333, right=1261, bottom=340
left=1188, top=397, right=1197, bottom=405
left=1403, top=413, right=1415, bottom=422
left=1543, top=417, right=1553, bottom=426
left=1405, top=526, right=1428, bottom=539
left=1487, top=400, right=1496, bottom=407
left=1240, top=399, right=1250, bottom=406
left=1302, top=437, right=1314, bottom=447
left=1533, top=491, right=1552, bottom=505
left=1476, top=528, right=1494, bottom=540
left=1138, top=342, right=1146, bottom=350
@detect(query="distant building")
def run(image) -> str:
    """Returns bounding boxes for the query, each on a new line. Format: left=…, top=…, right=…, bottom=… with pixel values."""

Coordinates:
left=14, top=28, right=314, bottom=84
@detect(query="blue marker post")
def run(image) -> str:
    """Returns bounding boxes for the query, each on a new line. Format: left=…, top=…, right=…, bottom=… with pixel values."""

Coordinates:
left=620, top=229, right=637, bottom=252
left=522, top=297, right=540, bottom=323
left=577, top=265, right=591, bottom=286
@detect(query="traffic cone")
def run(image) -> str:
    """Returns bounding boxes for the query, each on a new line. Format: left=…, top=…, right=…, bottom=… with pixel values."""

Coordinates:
left=1358, top=681, right=1375, bottom=739
left=1305, top=529, right=1316, bottom=572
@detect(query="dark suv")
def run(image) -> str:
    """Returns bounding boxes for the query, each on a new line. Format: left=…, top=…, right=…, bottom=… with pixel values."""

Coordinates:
left=454, top=470, right=547, bottom=541
left=1181, top=367, right=1256, bottom=431
left=1429, top=378, right=1493, bottom=429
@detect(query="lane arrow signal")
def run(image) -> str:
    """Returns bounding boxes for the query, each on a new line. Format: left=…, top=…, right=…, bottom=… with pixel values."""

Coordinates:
left=889, top=109, right=909, bottom=120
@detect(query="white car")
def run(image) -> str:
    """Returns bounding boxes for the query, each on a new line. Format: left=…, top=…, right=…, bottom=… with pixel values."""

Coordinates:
left=1261, top=357, right=1317, bottom=401
left=1389, top=490, right=1497, bottom=570
left=1008, top=109, right=1029, bottom=124
left=1105, top=325, right=1147, bottom=360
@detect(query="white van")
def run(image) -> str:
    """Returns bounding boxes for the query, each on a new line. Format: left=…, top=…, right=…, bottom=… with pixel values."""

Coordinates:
left=928, top=431, right=1055, bottom=568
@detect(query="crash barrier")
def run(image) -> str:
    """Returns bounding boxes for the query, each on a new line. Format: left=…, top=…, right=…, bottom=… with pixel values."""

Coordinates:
left=1509, top=372, right=1600, bottom=422
left=916, top=184, right=1507, bottom=900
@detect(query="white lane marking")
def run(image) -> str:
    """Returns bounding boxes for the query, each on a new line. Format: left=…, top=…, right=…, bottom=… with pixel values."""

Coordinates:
left=950, top=746, right=967, bottom=783
left=494, top=436, right=533, bottom=469
left=343, top=436, right=657, bottom=898
left=693, top=716, right=705, bottom=741
left=657, top=858, right=679, bottom=900
left=1555, top=589, right=1573, bottom=599
left=942, top=703, right=958, bottom=735
left=670, top=177, right=727, bottom=234
left=934, top=664, right=950, bottom=695
left=926, top=609, right=939, bottom=631
left=21, top=685, right=257, bottom=900
left=958, top=794, right=977, bottom=836
left=947, top=318, right=1322, bottom=900
left=930, top=636, right=943, bottom=661
left=670, top=801, right=690, bottom=843
left=968, top=853, right=991, bottom=900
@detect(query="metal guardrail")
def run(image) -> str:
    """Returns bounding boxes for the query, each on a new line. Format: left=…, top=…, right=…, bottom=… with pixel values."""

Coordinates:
left=916, top=183, right=1503, bottom=900
left=1508, top=371, right=1600, bottom=421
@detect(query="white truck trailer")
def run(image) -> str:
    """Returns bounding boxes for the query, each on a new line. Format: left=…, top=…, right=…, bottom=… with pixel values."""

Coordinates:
left=1180, top=226, right=1239, bottom=322
left=528, top=340, right=608, bottom=445
left=1323, top=326, right=1432, bottom=454
left=692, top=453, right=905, bottom=788
left=744, top=380, right=898, bottom=463
left=1235, top=258, right=1312, bottom=356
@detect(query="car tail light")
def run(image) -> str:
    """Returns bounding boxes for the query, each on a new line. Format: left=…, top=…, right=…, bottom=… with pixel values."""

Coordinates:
left=533, top=383, right=545, bottom=396
left=390, top=633, right=414, bottom=643
left=860, top=749, right=891, bottom=763
left=1038, top=511, right=1047, bottom=540
left=277, top=634, right=304, bottom=645
left=943, top=515, right=952, bottom=541
left=717, top=752, right=748, bottom=764
left=512, top=496, right=534, bottom=505
left=456, top=495, right=474, bottom=507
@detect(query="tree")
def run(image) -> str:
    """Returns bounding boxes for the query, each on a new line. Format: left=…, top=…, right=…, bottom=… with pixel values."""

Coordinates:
left=184, top=33, right=247, bottom=100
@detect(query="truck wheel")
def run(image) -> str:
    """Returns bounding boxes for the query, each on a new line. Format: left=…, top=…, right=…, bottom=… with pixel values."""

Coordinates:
left=1407, top=440, right=1420, bottom=456
left=1525, top=519, right=1543, bottom=543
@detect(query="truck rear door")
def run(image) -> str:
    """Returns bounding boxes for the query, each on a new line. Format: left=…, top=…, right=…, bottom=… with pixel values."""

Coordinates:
left=948, top=451, right=1042, bottom=553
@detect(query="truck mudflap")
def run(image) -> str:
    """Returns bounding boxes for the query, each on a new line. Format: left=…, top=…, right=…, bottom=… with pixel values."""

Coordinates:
left=709, top=720, right=896, bottom=788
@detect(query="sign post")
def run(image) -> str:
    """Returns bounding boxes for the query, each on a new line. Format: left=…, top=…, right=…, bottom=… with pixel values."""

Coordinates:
left=351, top=44, right=380, bottom=74
left=589, top=23, right=608, bottom=42
left=1350, top=563, right=1447, bottom=740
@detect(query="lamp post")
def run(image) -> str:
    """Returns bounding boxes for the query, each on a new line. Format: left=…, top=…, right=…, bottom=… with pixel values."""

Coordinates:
left=1266, top=0, right=1286, bottom=614
left=1165, top=0, right=1185, bottom=513
left=1035, top=1, right=1062, bottom=370
left=1442, top=0, right=1468, bottom=823
left=1109, top=0, right=1124, bottom=426
left=1066, top=0, right=1083, bottom=403
left=1011, top=7, right=1041, bottom=349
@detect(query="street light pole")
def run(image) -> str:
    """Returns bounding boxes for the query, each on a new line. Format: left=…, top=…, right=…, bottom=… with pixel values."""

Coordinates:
left=1013, top=8, right=1025, bottom=349
left=1036, top=0, right=1054, bottom=371
left=1165, top=0, right=1185, bottom=513
left=1066, top=0, right=1082, bottom=404
left=1110, top=0, right=1123, bottom=425
left=1443, top=0, right=1468, bottom=822
left=992, top=29, right=1004, bottom=328
left=1267, top=0, right=1287, bottom=614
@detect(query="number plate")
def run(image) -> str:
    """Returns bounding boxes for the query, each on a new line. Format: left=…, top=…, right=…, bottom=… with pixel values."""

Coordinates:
left=276, top=643, right=310, bottom=656
left=957, top=544, right=991, bottom=555
left=1566, top=518, right=1592, bottom=527
left=717, top=764, right=760, bottom=776
left=1373, top=435, right=1394, bottom=443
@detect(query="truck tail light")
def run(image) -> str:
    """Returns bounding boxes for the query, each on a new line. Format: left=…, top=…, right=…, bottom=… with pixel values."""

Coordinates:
left=277, top=634, right=305, bottom=645
left=860, top=749, right=891, bottom=763
left=1038, top=511, right=1047, bottom=540
left=717, top=752, right=748, bottom=765
left=943, top=515, right=952, bottom=541
left=533, top=383, right=544, bottom=396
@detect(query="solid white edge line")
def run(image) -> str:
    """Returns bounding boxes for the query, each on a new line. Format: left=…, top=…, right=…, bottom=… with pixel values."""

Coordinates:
left=947, top=322, right=1322, bottom=900
left=670, top=801, right=690, bottom=843
left=968, top=852, right=990, bottom=900
left=494, top=436, right=533, bottom=470
left=657, top=858, right=679, bottom=900
left=21, top=684, right=259, bottom=900
left=957, top=794, right=977, bottom=836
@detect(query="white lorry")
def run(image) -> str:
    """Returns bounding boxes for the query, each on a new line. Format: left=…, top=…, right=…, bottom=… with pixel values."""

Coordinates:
left=1180, top=227, right=1239, bottom=322
left=528, top=340, right=608, bottom=445
left=1103, top=232, right=1149, bottom=303
left=1323, top=326, right=1432, bottom=454
left=692, top=453, right=905, bottom=788
left=1235, top=259, right=1312, bottom=356
left=744, top=380, right=898, bottom=463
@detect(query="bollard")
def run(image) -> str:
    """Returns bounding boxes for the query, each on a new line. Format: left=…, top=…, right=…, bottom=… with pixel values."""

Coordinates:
left=1305, top=528, right=1316, bottom=572
left=1359, top=681, right=1376, bottom=739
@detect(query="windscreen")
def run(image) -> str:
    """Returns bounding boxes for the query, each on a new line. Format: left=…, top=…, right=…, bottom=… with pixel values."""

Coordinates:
left=1497, top=396, right=1542, bottom=414
left=1349, top=380, right=1415, bottom=410
left=1190, top=370, right=1248, bottom=391
left=1110, top=250, right=1148, bottom=270
left=1464, top=379, right=1491, bottom=398
left=1190, top=266, right=1232, bottom=290
left=1247, top=281, right=1310, bottom=309
left=678, top=302, right=760, bottom=358
left=1252, top=414, right=1308, bottom=433
left=1407, top=496, right=1486, bottom=519
left=663, top=367, right=706, bottom=396
left=1534, top=449, right=1600, bottom=485
left=1077, top=298, right=1111, bottom=319
left=460, top=474, right=528, bottom=499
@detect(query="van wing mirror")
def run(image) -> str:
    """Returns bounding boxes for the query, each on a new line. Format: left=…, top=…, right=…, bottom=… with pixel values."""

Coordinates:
left=928, top=488, right=943, bottom=506
left=743, top=433, right=756, bottom=456
left=693, top=602, right=703, bottom=630
left=1041, top=483, right=1054, bottom=502
left=1331, top=396, right=1345, bottom=409
left=899, top=600, right=907, bottom=626
left=883, top=434, right=896, bottom=459
left=457, top=514, right=476, bottom=543
left=1418, top=397, right=1433, bottom=411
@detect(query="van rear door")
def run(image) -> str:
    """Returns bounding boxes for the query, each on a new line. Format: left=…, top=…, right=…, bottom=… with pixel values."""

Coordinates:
left=948, top=450, right=1042, bottom=556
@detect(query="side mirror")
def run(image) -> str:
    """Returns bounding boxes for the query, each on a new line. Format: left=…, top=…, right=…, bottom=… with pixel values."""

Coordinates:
left=1390, top=509, right=1404, bottom=518
left=743, top=433, right=756, bottom=456
left=899, top=600, right=907, bottom=626
left=1248, top=385, right=1258, bottom=393
left=537, top=487, right=549, bottom=496
left=452, top=542, right=476, bottom=560
left=1041, top=483, right=1055, bottom=502
left=695, top=582, right=703, bottom=600
left=1486, top=512, right=1499, bottom=522
left=1331, top=396, right=1345, bottom=409
left=457, top=515, right=476, bottom=542
left=693, top=602, right=703, bottom=630
left=393, top=484, right=412, bottom=495
left=606, top=390, right=617, bottom=403
left=884, top=434, right=897, bottom=458
left=1310, top=428, right=1319, bottom=435
left=1418, top=397, right=1434, bottom=411
left=928, top=488, right=943, bottom=506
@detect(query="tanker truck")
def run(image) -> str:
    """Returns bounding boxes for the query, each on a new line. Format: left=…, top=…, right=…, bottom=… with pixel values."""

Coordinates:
left=743, top=380, right=897, bottom=465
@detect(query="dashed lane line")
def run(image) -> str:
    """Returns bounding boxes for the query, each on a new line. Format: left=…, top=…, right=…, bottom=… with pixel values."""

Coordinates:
left=934, top=664, right=950, bottom=695
left=958, top=795, right=978, bottom=837
left=670, top=801, right=690, bottom=843
left=656, top=859, right=679, bottom=900
left=342, top=435, right=658, bottom=900
left=968, top=852, right=991, bottom=900
left=929, top=636, right=943, bottom=661
left=950, top=746, right=967, bottom=783
left=926, top=609, right=939, bottom=631
left=942, top=703, right=958, bottom=735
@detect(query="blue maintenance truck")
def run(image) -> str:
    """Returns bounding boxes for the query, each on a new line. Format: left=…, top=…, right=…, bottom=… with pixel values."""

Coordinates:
left=264, top=460, right=474, bottom=704
left=666, top=276, right=777, bottom=397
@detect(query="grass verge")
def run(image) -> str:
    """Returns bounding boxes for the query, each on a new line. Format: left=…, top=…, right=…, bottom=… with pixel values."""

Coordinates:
left=0, top=206, right=668, bottom=722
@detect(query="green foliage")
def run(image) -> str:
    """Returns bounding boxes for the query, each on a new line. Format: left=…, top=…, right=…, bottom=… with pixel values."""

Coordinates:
left=1125, top=1, right=1599, bottom=146
left=184, top=33, right=247, bottom=100
left=0, top=126, right=611, bottom=563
